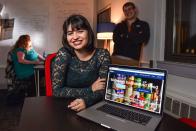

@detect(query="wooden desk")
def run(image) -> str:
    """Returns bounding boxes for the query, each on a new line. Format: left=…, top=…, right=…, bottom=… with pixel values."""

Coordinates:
left=34, top=65, right=44, bottom=96
left=16, top=97, right=195, bottom=131
left=111, top=55, right=139, bottom=66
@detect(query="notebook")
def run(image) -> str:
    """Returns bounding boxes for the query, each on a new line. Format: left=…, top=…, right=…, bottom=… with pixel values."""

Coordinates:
left=77, top=65, right=167, bottom=131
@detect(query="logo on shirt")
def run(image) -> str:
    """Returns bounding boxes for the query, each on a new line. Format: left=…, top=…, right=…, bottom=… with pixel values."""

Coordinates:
left=136, top=24, right=141, bottom=28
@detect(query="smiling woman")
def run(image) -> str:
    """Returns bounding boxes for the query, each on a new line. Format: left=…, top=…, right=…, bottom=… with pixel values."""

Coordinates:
left=66, top=27, right=88, bottom=52
left=51, top=14, right=111, bottom=112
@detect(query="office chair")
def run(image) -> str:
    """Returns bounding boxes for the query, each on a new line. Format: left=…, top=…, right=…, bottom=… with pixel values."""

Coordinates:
left=45, top=53, right=57, bottom=96
left=179, top=118, right=196, bottom=128
left=5, top=51, right=31, bottom=90
left=111, top=43, right=144, bottom=67
left=5, top=51, right=32, bottom=103
left=5, top=51, right=16, bottom=91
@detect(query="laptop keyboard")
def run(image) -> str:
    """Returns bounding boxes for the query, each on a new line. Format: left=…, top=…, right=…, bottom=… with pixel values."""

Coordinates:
left=97, top=104, right=151, bottom=125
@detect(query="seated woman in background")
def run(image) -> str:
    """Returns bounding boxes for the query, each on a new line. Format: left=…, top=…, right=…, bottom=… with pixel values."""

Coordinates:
left=52, top=14, right=111, bottom=112
left=11, top=34, right=45, bottom=96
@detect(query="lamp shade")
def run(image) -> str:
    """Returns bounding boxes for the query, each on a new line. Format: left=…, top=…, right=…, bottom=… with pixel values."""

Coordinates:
left=97, top=22, right=116, bottom=40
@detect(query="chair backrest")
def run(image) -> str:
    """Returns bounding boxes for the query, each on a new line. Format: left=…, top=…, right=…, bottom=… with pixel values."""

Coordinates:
left=5, top=51, right=16, bottom=79
left=5, top=51, right=17, bottom=91
left=5, top=50, right=31, bottom=92
left=45, top=53, right=57, bottom=96
left=179, top=118, right=196, bottom=128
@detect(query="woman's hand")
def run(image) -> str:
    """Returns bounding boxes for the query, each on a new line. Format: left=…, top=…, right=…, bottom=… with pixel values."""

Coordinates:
left=91, top=77, right=106, bottom=92
left=38, top=54, right=45, bottom=61
left=68, top=98, right=86, bottom=112
left=34, top=60, right=41, bottom=65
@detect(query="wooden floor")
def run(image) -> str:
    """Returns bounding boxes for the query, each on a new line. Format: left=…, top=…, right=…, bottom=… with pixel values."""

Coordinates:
left=0, top=89, right=23, bottom=131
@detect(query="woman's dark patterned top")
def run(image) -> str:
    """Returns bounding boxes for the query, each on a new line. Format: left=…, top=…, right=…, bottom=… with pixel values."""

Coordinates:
left=51, top=47, right=111, bottom=107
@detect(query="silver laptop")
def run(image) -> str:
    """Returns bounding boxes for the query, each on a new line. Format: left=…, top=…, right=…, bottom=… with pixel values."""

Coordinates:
left=77, top=65, right=167, bottom=131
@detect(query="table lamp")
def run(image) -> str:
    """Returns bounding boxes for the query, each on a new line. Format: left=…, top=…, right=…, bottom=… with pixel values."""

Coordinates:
left=97, top=22, right=116, bottom=53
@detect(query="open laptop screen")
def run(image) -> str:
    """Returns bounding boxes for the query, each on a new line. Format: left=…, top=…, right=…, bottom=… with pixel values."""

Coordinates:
left=105, top=65, right=166, bottom=114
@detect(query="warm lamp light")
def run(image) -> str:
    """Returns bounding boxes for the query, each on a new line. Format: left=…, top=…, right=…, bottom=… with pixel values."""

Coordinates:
left=97, top=22, right=116, bottom=53
left=97, top=32, right=113, bottom=40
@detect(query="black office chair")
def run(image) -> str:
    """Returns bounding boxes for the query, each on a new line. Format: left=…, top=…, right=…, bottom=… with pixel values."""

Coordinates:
left=5, top=51, right=31, bottom=104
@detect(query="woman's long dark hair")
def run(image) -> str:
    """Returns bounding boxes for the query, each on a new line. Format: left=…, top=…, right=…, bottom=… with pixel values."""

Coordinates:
left=62, top=14, right=95, bottom=55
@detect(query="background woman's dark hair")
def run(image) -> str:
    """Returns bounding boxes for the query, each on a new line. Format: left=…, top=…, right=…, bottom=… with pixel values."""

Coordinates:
left=12, top=34, right=30, bottom=51
left=62, top=14, right=95, bottom=54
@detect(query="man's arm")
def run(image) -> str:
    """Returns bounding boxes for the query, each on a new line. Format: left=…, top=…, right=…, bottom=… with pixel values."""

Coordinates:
left=138, top=21, right=150, bottom=45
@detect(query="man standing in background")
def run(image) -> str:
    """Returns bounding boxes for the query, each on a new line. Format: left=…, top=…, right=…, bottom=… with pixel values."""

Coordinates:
left=112, top=2, right=150, bottom=63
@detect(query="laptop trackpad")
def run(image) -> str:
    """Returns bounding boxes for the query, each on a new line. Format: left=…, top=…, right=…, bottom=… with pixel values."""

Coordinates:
left=100, top=113, right=147, bottom=131
left=106, top=114, right=126, bottom=123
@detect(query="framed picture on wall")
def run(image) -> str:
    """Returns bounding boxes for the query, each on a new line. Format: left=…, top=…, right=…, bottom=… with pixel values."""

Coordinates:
left=97, top=6, right=111, bottom=23
left=2, top=19, right=14, bottom=28
left=0, top=18, right=14, bottom=40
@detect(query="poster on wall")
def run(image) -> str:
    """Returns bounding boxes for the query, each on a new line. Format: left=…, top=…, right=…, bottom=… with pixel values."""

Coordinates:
left=0, top=18, right=14, bottom=40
